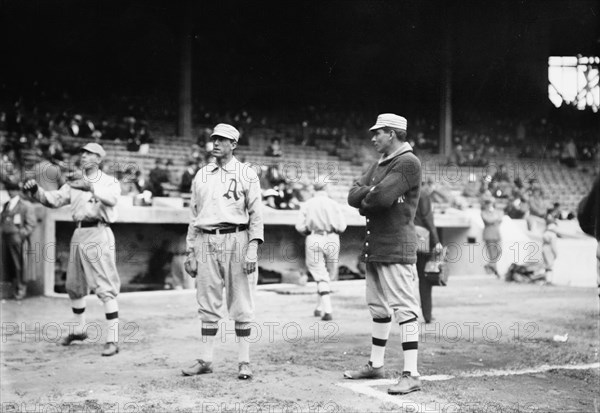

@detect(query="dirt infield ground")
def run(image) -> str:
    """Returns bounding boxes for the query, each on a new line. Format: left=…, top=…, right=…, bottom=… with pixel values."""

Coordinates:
left=1, top=275, right=599, bottom=413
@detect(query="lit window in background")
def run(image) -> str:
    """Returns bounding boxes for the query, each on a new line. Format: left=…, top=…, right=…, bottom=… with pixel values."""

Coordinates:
left=548, top=56, right=599, bottom=112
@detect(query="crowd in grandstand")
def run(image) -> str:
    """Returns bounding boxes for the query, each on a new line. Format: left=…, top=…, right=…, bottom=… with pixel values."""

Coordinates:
left=1, top=91, right=598, bottom=216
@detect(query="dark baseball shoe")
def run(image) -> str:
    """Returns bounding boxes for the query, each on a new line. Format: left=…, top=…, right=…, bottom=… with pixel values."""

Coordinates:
left=182, top=359, right=213, bottom=376
left=344, top=362, right=384, bottom=379
left=313, top=309, right=322, bottom=317
left=61, top=332, right=88, bottom=346
left=387, top=371, right=422, bottom=395
left=321, top=313, right=333, bottom=321
left=238, top=362, right=253, bottom=380
left=101, top=342, right=119, bottom=357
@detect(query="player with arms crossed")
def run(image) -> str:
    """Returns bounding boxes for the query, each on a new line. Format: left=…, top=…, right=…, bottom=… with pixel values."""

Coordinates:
left=344, top=113, right=423, bottom=395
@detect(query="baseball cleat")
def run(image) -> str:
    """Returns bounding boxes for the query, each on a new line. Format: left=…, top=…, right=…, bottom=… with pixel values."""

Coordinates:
left=321, top=313, right=333, bottom=321
left=313, top=309, right=322, bottom=317
left=343, top=362, right=385, bottom=379
left=182, top=359, right=213, bottom=376
left=101, top=342, right=119, bottom=357
left=238, top=362, right=253, bottom=380
left=387, top=371, right=422, bottom=395
left=61, top=332, right=89, bottom=346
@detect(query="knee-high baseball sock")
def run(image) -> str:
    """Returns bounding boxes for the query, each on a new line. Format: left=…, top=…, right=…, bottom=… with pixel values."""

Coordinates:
left=370, top=316, right=392, bottom=368
left=236, top=322, right=251, bottom=363
left=315, top=292, right=323, bottom=312
left=200, top=321, right=218, bottom=363
left=320, top=291, right=332, bottom=314
left=104, top=299, right=119, bottom=343
left=70, top=298, right=86, bottom=335
left=399, top=317, right=419, bottom=376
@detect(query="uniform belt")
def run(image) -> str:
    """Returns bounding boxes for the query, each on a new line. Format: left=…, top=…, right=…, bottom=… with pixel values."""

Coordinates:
left=311, top=230, right=332, bottom=236
left=76, top=220, right=108, bottom=228
left=199, top=224, right=248, bottom=235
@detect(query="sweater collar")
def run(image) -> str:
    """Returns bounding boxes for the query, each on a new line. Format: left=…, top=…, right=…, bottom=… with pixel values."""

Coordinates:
left=378, top=142, right=413, bottom=165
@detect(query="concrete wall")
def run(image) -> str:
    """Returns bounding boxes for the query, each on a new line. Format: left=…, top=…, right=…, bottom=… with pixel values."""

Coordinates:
left=21, top=200, right=599, bottom=295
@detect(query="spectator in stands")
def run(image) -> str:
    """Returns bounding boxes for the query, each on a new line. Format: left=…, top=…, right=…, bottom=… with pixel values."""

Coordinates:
left=180, top=160, right=198, bottom=194
left=126, top=134, right=141, bottom=152
left=137, top=121, right=152, bottom=144
left=504, top=180, right=529, bottom=219
left=491, top=164, right=510, bottom=184
left=68, top=114, right=83, bottom=137
left=462, top=173, right=481, bottom=198
left=265, top=137, right=283, bottom=157
left=547, top=202, right=562, bottom=220
left=481, top=194, right=503, bottom=277
left=189, top=144, right=203, bottom=165
left=117, top=167, right=141, bottom=196
left=447, top=144, right=466, bottom=166
left=559, top=138, right=578, bottom=168
left=490, top=164, right=512, bottom=198
left=147, top=158, right=169, bottom=197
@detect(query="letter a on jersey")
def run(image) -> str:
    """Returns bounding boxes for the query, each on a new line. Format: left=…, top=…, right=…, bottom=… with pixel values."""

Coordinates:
left=223, top=178, right=240, bottom=201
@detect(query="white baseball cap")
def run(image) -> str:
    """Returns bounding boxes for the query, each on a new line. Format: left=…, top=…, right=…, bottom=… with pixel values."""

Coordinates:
left=369, top=113, right=407, bottom=132
left=81, top=142, right=106, bottom=159
left=211, top=123, right=240, bottom=142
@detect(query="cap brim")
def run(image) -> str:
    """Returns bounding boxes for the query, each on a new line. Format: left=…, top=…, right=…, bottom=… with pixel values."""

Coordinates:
left=369, top=123, right=386, bottom=131
left=210, top=133, right=236, bottom=141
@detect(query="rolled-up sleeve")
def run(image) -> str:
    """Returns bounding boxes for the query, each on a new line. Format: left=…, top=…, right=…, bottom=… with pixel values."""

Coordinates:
left=36, top=184, right=71, bottom=209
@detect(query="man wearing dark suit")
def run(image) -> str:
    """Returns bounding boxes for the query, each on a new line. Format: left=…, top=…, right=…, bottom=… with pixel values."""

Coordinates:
left=1, top=181, right=37, bottom=299
left=147, top=158, right=169, bottom=197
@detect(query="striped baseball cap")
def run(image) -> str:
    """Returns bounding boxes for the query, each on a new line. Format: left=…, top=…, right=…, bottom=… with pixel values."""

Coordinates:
left=211, top=123, right=240, bottom=142
left=369, top=113, right=407, bottom=131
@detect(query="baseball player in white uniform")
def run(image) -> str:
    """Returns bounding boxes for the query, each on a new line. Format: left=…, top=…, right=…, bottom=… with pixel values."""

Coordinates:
left=295, top=182, right=347, bottom=321
left=24, top=143, right=122, bottom=357
left=182, top=123, right=264, bottom=380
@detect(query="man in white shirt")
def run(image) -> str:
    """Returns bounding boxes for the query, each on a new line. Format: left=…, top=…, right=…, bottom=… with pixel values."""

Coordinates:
left=182, top=123, right=264, bottom=380
left=24, top=142, right=122, bottom=357
left=295, top=182, right=347, bottom=321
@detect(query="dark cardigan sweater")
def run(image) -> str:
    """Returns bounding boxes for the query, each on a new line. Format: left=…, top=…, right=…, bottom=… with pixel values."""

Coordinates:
left=348, top=145, right=422, bottom=264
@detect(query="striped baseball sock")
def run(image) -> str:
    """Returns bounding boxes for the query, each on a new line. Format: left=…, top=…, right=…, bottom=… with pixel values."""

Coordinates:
left=320, top=291, right=332, bottom=315
left=71, top=298, right=86, bottom=335
left=104, top=299, right=119, bottom=343
left=399, top=317, right=419, bottom=376
left=201, top=321, right=218, bottom=363
left=370, top=316, right=392, bottom=368
left=235, top=322, right=251, bottom=363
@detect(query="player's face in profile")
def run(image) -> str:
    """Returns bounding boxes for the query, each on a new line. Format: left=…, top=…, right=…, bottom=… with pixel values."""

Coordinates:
left=371, top=128, right=392, bottom=154
left=212, top=136, right=236, bottom=159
